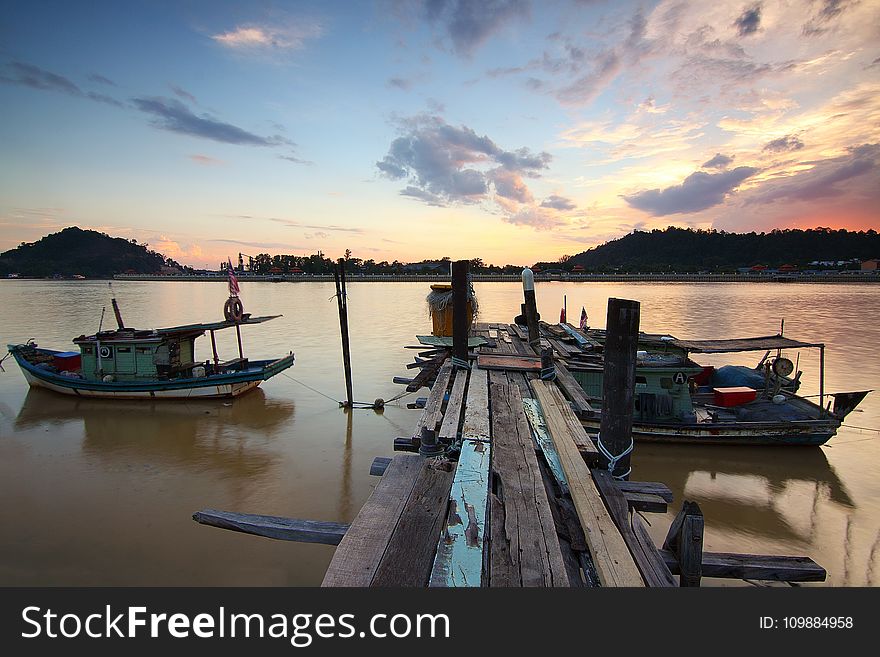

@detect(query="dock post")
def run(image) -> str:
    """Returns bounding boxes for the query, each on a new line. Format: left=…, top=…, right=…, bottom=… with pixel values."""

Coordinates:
left=334, top=258, right=354, bottom=409
left=522, top=268, right=540, bottom=352
left=599, top=298, right=640, bottom=479
left=452, top=259, right=470, bottom=368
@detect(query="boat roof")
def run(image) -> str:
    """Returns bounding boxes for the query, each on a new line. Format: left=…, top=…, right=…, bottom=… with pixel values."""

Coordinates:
left=670, top=334, right=824, bottom=353
left=156, top=315, right=282, bottom=336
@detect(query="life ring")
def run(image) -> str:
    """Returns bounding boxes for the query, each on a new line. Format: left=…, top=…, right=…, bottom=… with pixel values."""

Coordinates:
left=224, top=297, right=244, bottom=322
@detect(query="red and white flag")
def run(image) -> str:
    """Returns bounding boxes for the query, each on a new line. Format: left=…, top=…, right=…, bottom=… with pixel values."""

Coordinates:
left=227, top=258, right=240, bottom=297
left=579, top=307, right=588, bottom=329
left=560, top=307, right=566, bottom=323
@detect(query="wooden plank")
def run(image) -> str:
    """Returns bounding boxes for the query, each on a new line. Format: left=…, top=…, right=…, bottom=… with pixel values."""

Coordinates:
left=489, top=372, right=568, bottom=587
left=616, top=481, right=674, bottom=503
left=592, top=468, right=675, bottom=587
left=405, top=355, right=445, bottom=392
left=660, top=551, right=826, bottom=582
left=429, top=439, right=490, bottom=587
left=623, top=492, right=667, bottom=513
left=412, top=360, right=454, bottom=438
left=322, top=455, right=423, bottom=586
left=460, top=368, right=490, bottom=443
left=532, top=380, right=644, bottom=587
left=509, top=323, right=528, bottom=340
left=554, top=361, right=595, bottom=417
left=437, top=368, right=468, bottom=443
left=417, top=335, right=487, bottom=347
left=192, top=510, right=349, bottom=545
left=535, top=382, right=600, bottom=465
left=477, top=353, right=542, bottom=372
left=372, top=458, right=456, bottom=586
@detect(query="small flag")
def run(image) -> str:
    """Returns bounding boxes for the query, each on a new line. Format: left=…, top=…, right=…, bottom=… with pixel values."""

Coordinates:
left=560, top=307, right=566, bottom=323
left=579, top=307, right=588, bottom=330
left=227, top=258, right=240, bottom=297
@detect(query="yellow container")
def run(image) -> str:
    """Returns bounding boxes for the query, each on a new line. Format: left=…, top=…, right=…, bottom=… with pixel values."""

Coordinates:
left=429, top=283, right=473, bottom=337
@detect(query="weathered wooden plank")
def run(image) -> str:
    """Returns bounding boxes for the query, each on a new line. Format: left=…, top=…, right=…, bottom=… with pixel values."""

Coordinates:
left=477, top=353, right=542, bottom=371
left=522, top=397, right=569, bottom=495
left=489, top=372, right=568, bottom=587
left=417, top=335, right=488, bottom=347
left=532, top=380, right=644, bottom=587
left=616, top=481, right=674, bottom=503
left=460, top=367, right=490, bottom=443
left=322, top=455, right=423, bottom=587
left=534, top=382, right=600, bottom=465
left=372, top=457, right=456, bottom=586
left=660, top=551, right=826, bottom=582
left=592, top=468, right=675, bottom=587
left=429, top=439, right=490, bottom=587
left=405, top=355, right=445, bottom=392
left=554, top=361, right=595, bottom=417
left=437, top=368, right=468, bottom=443
left=192, top=509, right=349, bottom=545
left=412, top=360, right=454, bottom=438
left=509, top=323, right=528, bottom=340
left=663, top=501, right=704, bottom=587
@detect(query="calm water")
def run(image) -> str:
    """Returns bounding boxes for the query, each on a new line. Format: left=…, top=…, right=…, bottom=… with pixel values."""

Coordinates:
left=0, top=280, right=878, bottom=586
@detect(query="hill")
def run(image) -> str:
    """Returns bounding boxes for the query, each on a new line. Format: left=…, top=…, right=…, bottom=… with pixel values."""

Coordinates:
left=546, top=227, right=880, bottom=273
left=0, top=227, right=174, bottom=278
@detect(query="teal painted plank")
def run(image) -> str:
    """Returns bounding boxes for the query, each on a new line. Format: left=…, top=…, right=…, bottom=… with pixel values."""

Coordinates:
left=416, top=335, right=488, bottom=348
left=522, top=398, right=569, bottom=495
left=429, top=438, right=490, bottom=587
left=559, top=322, right=589, bottom=346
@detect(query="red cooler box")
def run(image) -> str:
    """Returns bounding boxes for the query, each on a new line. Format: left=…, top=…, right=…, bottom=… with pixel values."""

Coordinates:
left=53, top=351, right=82, bottom=372
left=713, top=386, right=757, bottom=407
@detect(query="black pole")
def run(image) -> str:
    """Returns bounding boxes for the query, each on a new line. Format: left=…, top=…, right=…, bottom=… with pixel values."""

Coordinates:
left=522, top=268, right=540, bottom=352
left=452, top=259, right=470, bottom=367
left=334, top=259, right=354, bottom=408
left=599, top=297, right=640, bottom=479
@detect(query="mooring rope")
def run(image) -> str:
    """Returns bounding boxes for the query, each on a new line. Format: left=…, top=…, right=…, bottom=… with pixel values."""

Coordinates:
left=0, top=350, right=11, bottom=372
left=279, top=371, right=415, bottom=409
left=596, top=432, right=634, bottom=480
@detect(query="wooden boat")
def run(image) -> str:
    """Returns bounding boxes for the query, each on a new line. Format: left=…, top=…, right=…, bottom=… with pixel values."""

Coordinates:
left=566, top=333, right=870, bottom=446
left=6, top=284, right=294, bottom=400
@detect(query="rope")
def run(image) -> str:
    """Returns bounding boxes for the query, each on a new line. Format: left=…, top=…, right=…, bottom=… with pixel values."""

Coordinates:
left=596, top=431, right=633, bottom=479
left=279, top=371, right=415, bottom=409
left=540, top=365, right=556, bottom=380
left=0, top=350, right=11, bottom=372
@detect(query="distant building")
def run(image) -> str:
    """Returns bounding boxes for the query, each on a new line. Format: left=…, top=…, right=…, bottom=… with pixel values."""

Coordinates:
left=778, top=263, right=798, bottom=272
left=862, top=259, right=879, bottom=271
left=571, top=264, right=585, bottom=273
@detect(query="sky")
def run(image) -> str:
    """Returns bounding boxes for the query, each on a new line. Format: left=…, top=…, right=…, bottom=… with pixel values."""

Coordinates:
left=0, top=0, right=878, bottom=269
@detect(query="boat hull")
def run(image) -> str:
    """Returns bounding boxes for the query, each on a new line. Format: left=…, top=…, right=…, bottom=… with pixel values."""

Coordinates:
left=579, top=417, right=838, bottom=447
left=9, top=346, right=294, bottom=400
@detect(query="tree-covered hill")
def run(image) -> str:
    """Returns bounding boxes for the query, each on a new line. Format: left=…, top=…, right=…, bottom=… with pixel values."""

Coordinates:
left=0, top=227, right=175, bottom=277
left=545, top=227, right=880, bottom=273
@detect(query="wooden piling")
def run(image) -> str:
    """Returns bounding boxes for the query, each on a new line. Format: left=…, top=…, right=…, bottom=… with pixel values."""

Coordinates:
left=521, top=268, right=540, bottom=352
left=334, top=258, right=354, bottom=408
left=452, top=259, right=470, bottom=367
left=599, top=298, right=640, bottom=478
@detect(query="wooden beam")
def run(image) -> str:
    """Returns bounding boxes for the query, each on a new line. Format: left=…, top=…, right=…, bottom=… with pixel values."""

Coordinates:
left=554, top=361, right=595, bottom=417
left=532, top=380, right=644, bottom=587
left=405, top=356, right=445, bottom=392
left=192, top=510, right=349, bottom=545
left=623, top=492, right=668, bottom=513
left=660, top=551, right=826, bottom=582
left=460, top=367, right=490, bottom=443
left=488, top=372, right=568, bottom=587
left=663, top=501, right=704, bottom=587
left=321, top=455, right=423, bottom=587
left=616, top=481, right=674, bottom=503
left=477, top=353, right=543, bottom=371
left=411, top=360, right=453, bottom=440
left=438, top=368, right=468, bottom=443
left=532, top=382, right=600, bottom=465
left=522, top=397, right=569, bottom=496
left=371, top=458, right=456, bottom=586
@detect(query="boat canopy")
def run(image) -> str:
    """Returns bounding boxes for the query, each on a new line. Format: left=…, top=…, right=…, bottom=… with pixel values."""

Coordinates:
left=670, top=335, right=824, bottom=354
left=156, top=315, right=282, bottom=336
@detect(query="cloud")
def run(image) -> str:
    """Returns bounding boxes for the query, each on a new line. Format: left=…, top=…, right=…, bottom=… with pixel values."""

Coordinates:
left=189, top=154, right=224, bottom=166
left=132, top=96, right=287, bottom=146
left=746, top=143, right=878, bottom=204
left=376, top=114, right=550, bottom=208
left=540, top=195, right=576, bottom=210
left=1, top=61, right=122, bottom=106
left=763, top=135, right=805, bottom=153
left=501, top=205, right=567, bottom=230
left=624, top=166, right=758, bottom=215
left=702, top=153, right=734, bottom=169
left=734, top=4, right=762, bottom=37
left=803, top=0, right=854, bottom=36
left=88, top=73, right=116, bottom=86
left=418, top=0, right=529, bottom=56
left=170, top=84, right=198, bottom=104
left=211, top=21, right=322, bottom=53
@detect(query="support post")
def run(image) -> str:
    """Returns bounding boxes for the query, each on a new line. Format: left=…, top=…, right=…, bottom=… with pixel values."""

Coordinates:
left=522, top=268, right=540, bottom=352
left=599, top=298, right=640, bottom=479
left=334, top=258, right=354, bottom=409
left=210, top=330, right=219, bottom=365
left=110, top=297, right=125, bottom=329
left=451, top=259, right=470, bottom=368
left=819, top=345, right=825, bottom=415
left=235, top=323, right=244, bottom=360
left=663, top=501, right=704, bottom=587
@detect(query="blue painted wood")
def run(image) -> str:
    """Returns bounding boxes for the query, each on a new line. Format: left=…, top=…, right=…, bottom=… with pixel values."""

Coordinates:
left=522, top=397, right=569, bottom=495
left=429, top=368, right=491, bottom=587
left=559, top=322, right=589, bottom=346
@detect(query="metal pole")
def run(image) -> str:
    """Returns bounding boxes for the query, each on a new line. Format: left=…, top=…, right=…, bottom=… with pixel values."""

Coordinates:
left=819, top=345, right=825, bottom=414
left=335, top=259, right=354, bottom=408
left=210, top=330, right=219, bottom=365
left=235, top=324, right=243, bottom=360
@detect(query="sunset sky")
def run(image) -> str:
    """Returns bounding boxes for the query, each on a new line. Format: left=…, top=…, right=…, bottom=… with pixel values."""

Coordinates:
left=1, top=0, right=877, bottom=268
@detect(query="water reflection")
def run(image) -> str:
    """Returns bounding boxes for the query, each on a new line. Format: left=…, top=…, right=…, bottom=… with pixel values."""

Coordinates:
left=14, top=387, right=295, bottom=481
left=634, top=444, right=852, bottom=548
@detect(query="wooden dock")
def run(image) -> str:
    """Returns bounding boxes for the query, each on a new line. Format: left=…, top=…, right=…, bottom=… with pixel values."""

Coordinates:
left=314, top=321, right=825, bottom=587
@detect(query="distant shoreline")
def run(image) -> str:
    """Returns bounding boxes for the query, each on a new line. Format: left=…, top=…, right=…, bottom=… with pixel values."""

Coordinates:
left=4, top=272, right=878, bottom=283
